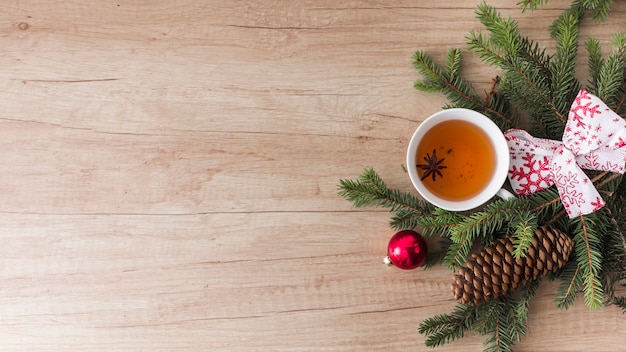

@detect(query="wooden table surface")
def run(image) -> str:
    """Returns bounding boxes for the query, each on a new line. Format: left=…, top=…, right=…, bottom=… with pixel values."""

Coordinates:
left=2, top=1, right=624, bottom=351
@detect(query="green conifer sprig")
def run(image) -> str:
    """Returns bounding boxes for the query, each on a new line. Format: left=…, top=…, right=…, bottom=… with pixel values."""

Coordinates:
left=570, top=214, right=606, bottom=309
left=337, top=167, right=434, bottom=224
left=467, top=3, right=574, bottom=138
left=418, top=302, right=477, bottom=347
left=445, top=198, right=529, bottom=268
left=550, top=11, right=582, bottom=117
left=474, top=300, right=512, bottom=352
left=417, top=279, right=540, bottom=351
left=412, top=49, right=516, bottom=130
left=591, top=33, right=626, bottom=111
left=449, top=198, right=526, bottom=243
left=555, top=259, right=585, bottom=309
left=519, top=0, right=615, bottom=23
left=416, top=207, right=465, bottom=237
left=511, top=210, right=539, bottom=259
left=517, top=0, right=548, bottom=12
left=585, top=0, right=614, bottom=22
left=600, top=196, right=626, bottom=307
left=586, top=37, right=604, bottom=89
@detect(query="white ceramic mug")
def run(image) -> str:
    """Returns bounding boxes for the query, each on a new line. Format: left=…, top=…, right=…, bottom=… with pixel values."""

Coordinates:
left=406, top=108, right=513, bottom=211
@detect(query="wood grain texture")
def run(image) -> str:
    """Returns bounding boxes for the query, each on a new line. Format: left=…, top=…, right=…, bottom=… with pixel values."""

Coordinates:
left=0, top=1, right=624, bottom=351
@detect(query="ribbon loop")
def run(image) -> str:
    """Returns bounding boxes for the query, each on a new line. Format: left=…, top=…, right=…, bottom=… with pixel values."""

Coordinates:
left=505, top=89, right=626, bottom=218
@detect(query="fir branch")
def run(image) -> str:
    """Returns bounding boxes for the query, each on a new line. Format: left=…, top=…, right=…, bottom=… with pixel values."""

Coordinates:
left=549, top=0, right=585, bottom=38
left=449, top=209, right=503, bottom=244
left=413, top=50, right=481, bottom=111
left=476, top=282, right=539, bottom=352
left=413, top=50, right=445, bottom=84
left=337, top=168, right=434, bottom=221
left=446, top=75, right=488, bottom=112
left=585, top=37, right=604, bottom=92
left=472, top=300, right=500, bottom=336
left=417, top=208, right=465, bottom=237
left=446, top=48, right=463, bottom=80
left=514, top=279, right=541, bottom=331
left=485, top=89, right=520, bottom=129
left=544, top=209, right=568, bottom=228
left=413, top=49, right=516, bottom=130
left=445, top=198, right=529, bottom=268
left=475, top=2, right=521, bottom=58
left=517, top=0, right=549, bottom=12
left=518, top=36, right=552, bottom=77
left=550, top=11, right=582, bottom=116
left=517, top=0, right=615, bottom=17
left=594, top=33, right=626, bottom=109
left=444, top=236, right=474, bottom=270
left=510, top=211, right=539, bottom=258
left=504, top=57, right=566, bottom=138
left=389, top=209, right=424, bottom=231
left=483, top=308, right=514, bottom=352
left=571, top=215, right=605, bottom=309
left=617, top=174, right=626, bottom=198
left=414, top=80, right=444, bottom=93
left=477, top=297, right=523, bottom=352
left=418, top=302, right=477, bottom=348
left=467, top=31, right=508, bottom=68
left=600, top=197, right=626, bottom=308
left=556, top=260, right=584, bottom=309
left=421, top=209, right=469, bottom=269
left=450, top=198, right=529, bottom=243
left=589, top=0, right=614, bottom=22
left=614, top=79, right=626, bottom=116
left=471, top=3, right=571, bottom=138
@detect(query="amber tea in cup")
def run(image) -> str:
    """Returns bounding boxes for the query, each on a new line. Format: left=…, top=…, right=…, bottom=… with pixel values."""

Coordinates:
left=416, top=119, right=495, bottom=201
left=407, top=108, right=511, bottom=211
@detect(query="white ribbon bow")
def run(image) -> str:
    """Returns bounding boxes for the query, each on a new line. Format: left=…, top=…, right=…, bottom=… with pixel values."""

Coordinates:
left=505, top=89, right=626, bottom=218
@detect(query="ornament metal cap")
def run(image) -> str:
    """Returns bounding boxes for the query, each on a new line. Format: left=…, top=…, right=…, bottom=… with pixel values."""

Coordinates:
left=383, top=256, right=393, bottom=265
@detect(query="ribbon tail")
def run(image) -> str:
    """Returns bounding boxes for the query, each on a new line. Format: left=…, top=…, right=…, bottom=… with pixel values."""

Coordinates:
left=552, top=149, right=605, bottom=218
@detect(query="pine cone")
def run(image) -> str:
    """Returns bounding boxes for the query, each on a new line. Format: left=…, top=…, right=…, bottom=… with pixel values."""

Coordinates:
left=452, top=226, right=573, bottom=305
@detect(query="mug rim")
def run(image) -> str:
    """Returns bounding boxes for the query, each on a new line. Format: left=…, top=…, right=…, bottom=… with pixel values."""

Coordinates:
left=406, top=108, right=510, bottom=211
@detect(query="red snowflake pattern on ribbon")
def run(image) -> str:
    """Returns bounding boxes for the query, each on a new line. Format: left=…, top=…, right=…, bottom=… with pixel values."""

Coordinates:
left=569, top=90, right=602, bottom=127
left=508, top=152, right=551, bottom=194
left=505, top=89, right=626, bottom=218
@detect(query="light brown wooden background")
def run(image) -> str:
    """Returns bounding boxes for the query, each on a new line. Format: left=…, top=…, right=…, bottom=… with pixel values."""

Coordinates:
left=1, top=1, right=624, bottom=351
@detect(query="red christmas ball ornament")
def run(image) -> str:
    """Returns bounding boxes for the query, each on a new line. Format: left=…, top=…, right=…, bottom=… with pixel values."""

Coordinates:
left=384, top=230, right=428, bottom=270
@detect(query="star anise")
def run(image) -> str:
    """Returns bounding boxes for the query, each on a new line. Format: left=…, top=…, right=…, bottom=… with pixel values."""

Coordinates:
left=416, top=148, right=447, bottom=181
